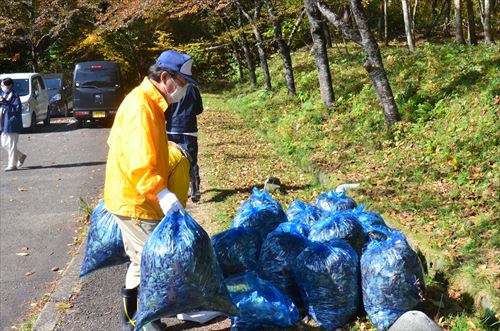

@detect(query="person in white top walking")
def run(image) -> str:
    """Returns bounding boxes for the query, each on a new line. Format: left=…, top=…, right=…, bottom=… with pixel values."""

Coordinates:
left=0, top=78, right=26, bottom=171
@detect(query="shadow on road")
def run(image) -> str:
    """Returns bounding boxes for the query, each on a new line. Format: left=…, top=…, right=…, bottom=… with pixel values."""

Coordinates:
left=20, top=118, right=113, bottom=135
left=20, top=120, right=77, bottom=135
left=21, top=161, right=106, bottom=170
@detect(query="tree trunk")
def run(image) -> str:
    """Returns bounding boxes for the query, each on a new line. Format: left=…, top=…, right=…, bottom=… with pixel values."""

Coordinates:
left=425, top=0, right=446, bottom=36
left=29, top=0, right=38, bottom=72
left=378, top=1, right=384, bottom=39
left=412, top=0, right=419, bottom=40
left=323, top=21, right=332, bottom=48
left=236, top=1, right=272, bottom=90
left=264, top=0, right=296, bottom=95
left=251, top=22, right=272, bottom=90
left=287, top=7, right=306, bottom=48
left=237, top=8, right=257, bottom=86
left=219, top=10, right=245, bottom=83
left=454, top=0, right=465, bottom=43
left=384, top=0, right=388, bottom=45
left=402, top=0, right=415, bottom=51
left=478, top=0, right=495, bottom=44
left=317, top=0, right=401, bottom=129
left=443, top=0, right=452, bottom=36
left=465, top=0, right=477, bottom=44
left=348, top=0, right=400, bottom=129
left=125, top=28, right=142, bottom=81
left=304, top=0, right=335, bottom=108
left=30, top=42, right=38, bottom=72
left=483, top=0, right=494, bottom=44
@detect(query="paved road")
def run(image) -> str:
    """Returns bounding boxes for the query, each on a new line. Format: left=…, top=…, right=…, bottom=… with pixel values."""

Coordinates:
left=0, top=118, right=109, bottom=330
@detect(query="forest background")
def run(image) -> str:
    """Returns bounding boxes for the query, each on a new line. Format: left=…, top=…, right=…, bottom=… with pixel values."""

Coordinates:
left=1, top=0, right=499, bottom=330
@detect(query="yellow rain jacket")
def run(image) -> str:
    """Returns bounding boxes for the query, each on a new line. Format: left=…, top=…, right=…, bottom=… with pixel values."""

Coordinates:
left=104, top=78, right=189, bottom=220
left=166, top=141, right=190, bottom=209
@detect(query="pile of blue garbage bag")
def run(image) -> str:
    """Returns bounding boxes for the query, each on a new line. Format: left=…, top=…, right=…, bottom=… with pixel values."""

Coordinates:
left=219, top=188, right=426, bottom=330
left=80, top=188, right=426, bottom=330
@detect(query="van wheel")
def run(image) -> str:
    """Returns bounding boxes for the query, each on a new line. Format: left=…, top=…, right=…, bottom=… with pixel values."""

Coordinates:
left=29, top=113, right=37, bottom=132
left=44, top=109, right=51, bottom=126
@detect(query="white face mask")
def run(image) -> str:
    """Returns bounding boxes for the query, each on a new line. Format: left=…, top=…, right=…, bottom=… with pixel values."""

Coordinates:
left=1, top=86, right=8, bottom=93
left=166, top=78, right=188, bottom=104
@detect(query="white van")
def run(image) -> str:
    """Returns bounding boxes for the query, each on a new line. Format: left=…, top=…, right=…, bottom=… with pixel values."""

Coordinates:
left=0, top=73, right=50, bottom=131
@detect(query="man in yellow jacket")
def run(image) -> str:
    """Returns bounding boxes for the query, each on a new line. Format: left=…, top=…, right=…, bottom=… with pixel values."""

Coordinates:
left=103, top=50, right=196, bottom=331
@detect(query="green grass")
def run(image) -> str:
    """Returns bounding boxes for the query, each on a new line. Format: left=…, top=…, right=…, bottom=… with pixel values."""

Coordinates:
left=19, top=315, right=38, bottom=331
left=202, top=41, right=499, bottom=330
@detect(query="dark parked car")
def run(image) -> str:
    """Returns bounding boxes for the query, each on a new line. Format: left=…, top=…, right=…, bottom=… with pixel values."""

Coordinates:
left=43, top=73, right=70, bottom=117
left=72, top=61, right=124, bottom=127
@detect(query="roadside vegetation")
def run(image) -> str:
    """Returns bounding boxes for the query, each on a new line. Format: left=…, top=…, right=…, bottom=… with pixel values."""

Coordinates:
left=200, top=42, right=499, bottom=330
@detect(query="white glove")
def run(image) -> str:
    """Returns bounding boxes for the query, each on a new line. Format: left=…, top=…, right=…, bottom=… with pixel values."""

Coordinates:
left=157, top=189, right=183, bottom=216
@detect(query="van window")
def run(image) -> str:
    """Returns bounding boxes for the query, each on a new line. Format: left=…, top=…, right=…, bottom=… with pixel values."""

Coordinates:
left=12, top=79, right=29, bottom=97
left=45, top=78, right=62, bottom=89
left=75, top=67, right=119, bottom=88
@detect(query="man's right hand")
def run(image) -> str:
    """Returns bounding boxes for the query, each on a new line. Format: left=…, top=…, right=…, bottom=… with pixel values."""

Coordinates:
left=157, top=189, right=183, bottom=216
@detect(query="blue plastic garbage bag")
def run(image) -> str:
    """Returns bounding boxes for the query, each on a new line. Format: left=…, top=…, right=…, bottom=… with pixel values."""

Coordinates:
left=316, top=191, right=357, bottom=212
left=361, top=230, right=426, bottom=331
left=211, top=227, right=263, bottom=276
left=226, top=272, right=299, bottom=330
left=308, top=212, right=365, bottom=255
left=230, top=188, right=287, bottom=238
left=134, top=210, right=237, bottom=331
left=293, top=240, right=360, bottom=330
left=238, top=187, right=282, bottom=212
left=274, top=221, right=310, bottom=237
left=80, top=200, right=128, bottom=277
left=286, top=199, right=321, bottom=227
left=351, top=205, right=388, bottom=234
left=258, top=231, right=311, bottom=309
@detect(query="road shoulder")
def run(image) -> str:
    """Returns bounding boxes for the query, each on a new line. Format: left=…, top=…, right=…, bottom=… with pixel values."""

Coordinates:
left=33, top=243, right=84, bottom=331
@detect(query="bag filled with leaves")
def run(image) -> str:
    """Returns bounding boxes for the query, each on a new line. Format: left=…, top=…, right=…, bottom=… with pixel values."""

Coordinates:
left=230, top=188, right=287, bottom=238
left=293, top=240, right=360, bottom=330
left=316, top=191, right=357, bottom=212
left=351, top=205, right=388, bottom=235
left=308, top=211, right=365, bottom=255
left=274, top=221, right=310, bottom=237
left=226, top=272, right=299, bottom=330
left=211, top=227, right=263, bottom=276
left=257, top=231, right=311, bottom=309
left=286, top=199, right=321, bottom=227
left=361, top=229, right=426, bottom=330
left=237, top=187, right=283, bottom=212
left=80, top=200, right=128, bottom=277
left=134, top=210, right=237, bottom=331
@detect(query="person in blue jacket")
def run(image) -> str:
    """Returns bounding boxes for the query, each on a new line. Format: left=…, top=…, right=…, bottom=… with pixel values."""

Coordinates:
left=1, top=78, right=26, bottom=171
left=165, top=84, right=203, bottom=202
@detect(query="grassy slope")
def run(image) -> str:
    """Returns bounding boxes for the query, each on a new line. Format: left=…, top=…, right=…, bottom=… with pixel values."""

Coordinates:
left=200, top=42, right=499, bottom=330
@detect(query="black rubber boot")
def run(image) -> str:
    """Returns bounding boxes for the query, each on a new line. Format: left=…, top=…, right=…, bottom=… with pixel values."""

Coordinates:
left=121, top=287, right=138, bottom=331
left=191, top=178, right=201, bottom=203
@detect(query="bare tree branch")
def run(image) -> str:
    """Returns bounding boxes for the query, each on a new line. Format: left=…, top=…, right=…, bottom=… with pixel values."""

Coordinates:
left=316, top=0, right=362, bottom=45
